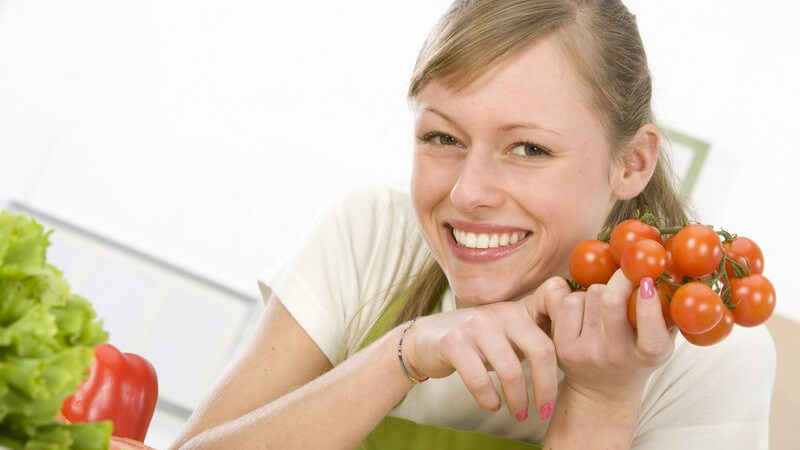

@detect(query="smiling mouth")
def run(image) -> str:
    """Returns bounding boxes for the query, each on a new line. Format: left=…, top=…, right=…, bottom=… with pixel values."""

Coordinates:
left=446, top=224, right=532, bottom=249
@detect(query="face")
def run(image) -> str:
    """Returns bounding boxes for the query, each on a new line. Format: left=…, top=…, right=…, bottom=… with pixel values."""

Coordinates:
left=410, top=33, right=622, bottom=308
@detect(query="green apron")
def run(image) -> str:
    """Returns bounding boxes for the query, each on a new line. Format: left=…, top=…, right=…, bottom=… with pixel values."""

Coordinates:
left=354, top=288, right=542, bottom=450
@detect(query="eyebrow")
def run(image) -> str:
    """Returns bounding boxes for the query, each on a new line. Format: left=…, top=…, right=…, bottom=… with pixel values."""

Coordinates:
left=423, top=107, right=562, bottom=136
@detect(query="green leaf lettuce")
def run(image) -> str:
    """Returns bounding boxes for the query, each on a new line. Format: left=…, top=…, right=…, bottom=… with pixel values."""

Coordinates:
left=0, top=211, right=111, bottom=450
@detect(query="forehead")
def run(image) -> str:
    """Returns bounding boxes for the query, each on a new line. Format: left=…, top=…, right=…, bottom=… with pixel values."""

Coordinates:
left=414, top=34, right=604, bottom=142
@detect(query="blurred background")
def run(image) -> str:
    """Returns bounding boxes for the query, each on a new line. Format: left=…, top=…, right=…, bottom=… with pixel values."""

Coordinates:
left=1, top=0, right=798, bottom=448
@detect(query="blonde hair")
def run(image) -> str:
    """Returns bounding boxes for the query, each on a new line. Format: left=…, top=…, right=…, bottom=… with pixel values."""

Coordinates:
left=391, top=0, right=689, bottom=328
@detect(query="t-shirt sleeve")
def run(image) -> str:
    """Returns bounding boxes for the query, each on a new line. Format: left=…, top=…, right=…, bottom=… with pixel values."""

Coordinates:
left=257, top=186, right=428, bottom=367
left=632, top=324, right=776, bottom=449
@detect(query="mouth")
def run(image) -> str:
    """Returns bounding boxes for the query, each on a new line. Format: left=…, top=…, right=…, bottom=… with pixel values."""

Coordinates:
left=444, top=223, right=532, bottom=263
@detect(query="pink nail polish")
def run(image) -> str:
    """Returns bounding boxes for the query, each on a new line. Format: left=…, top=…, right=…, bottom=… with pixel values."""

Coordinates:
left=640, top=277, right=655, bottom=299
left=516, top=409, right=528, bottom=422
left=539, top=401, right=554, bottom=420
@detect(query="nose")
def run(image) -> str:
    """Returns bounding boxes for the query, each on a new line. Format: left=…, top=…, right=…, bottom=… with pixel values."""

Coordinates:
left=450, top=148, right=505, bottom=212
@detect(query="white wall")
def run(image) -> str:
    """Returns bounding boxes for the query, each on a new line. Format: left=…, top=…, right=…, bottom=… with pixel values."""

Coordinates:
left=631, top=1, right=800, bottom=322
left=1, top=0, right=798, bottom=445
left=0, top=0, right=454, bottom=298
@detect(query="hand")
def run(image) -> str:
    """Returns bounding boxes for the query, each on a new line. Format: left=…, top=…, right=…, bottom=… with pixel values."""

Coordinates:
left=402, top=296, right=561, bottom=421
left=109, top=437, right=155, bottom=449
left=549, top=269, right=676, bottom=403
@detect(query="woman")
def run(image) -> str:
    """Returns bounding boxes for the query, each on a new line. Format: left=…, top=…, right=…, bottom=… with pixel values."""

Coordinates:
left=172, top=1, right=775, bottom=448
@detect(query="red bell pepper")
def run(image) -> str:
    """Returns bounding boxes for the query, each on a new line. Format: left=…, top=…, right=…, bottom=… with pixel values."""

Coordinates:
left=62, top=343, right=159, bottom=442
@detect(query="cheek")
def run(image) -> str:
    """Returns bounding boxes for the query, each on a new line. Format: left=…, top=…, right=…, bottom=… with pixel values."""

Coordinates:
left=564, top=156, right=612, bottom=203
left=515, top=158, right=612, bottom=234
left=410, top=157, right=441, bottom=235
left=565, top=167, right=615, bottom=237
left=411, top=154, right=455, bottom=208
left=410, top=157, right=432, bottom=209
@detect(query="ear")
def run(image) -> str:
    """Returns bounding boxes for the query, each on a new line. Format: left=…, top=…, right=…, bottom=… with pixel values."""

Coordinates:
left=610, top=124, right=661, bottom=200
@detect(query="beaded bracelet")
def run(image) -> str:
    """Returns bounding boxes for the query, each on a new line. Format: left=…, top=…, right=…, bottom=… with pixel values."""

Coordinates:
left=398, top=318, right=429, bottom=384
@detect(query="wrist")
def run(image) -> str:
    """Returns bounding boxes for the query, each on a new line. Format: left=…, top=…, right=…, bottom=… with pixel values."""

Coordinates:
left=543, top=380, right=642, bottom=449
left=560, top=377, right=645, bottom=412
left=398, top=319, right=428, bottom=382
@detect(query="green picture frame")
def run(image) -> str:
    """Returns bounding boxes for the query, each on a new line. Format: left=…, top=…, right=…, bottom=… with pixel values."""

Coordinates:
left=662, top=127, right=710, bottom=199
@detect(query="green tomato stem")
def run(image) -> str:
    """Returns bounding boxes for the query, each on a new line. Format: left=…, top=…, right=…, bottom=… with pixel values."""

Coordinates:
left=657, top=273, right=683, bottom=290
left=717, top=228, right=738, bottom=243
left=658, top=225, right=684, bottom=236
left=566, top=278, right=583, bottom=292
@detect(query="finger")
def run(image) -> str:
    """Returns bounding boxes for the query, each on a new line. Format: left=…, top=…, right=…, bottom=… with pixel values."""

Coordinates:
left=581, top=284, right=605, bottom=337
left=553, top=291, right=585, bottom=349
left=476, top=331, right=529, bottom=420
left=635, top=277, right=673, bottom=363
left=520, top=277, right=572, bottom=332
left=448, top=345, right=502, bottom=411
left=505, top=321, right=557, bottom=421
left=600, top=269, right=637, bottom=345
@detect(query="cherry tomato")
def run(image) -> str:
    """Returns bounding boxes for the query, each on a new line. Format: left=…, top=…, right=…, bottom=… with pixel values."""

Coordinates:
left=670, top=282, right=724, bottom=334
left=568, top=239, right=618, bottom=288
left=671, top=224, right=723, bottom=278
left=663, top=234, right=677, bottom=253
left=723, top=237, right=764, bottom=277
left=620, top=239, right=667, bottom=284
left=609, top=219, right=663, bottom=264
left=729, top=274, right=776, bottom=327
left=663, top=234, right=685, bottom=286
left=681, top=306, right=734, bottom=346
left=627, top=281, right=674, bottom=329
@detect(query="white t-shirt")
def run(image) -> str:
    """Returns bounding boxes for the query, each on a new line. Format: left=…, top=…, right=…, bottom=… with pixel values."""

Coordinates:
left=258, top=186, right=776, bottom=449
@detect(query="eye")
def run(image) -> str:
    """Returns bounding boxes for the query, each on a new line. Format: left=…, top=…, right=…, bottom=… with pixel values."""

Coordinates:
left=419, top=131, right=459, bottom=146
left=510, top=141, right=551, bottom=158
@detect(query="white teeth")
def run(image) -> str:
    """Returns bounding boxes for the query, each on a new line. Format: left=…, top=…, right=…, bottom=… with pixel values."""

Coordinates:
left=452, top=228, right=528, bottom=249
left=465, top=232, right=477, bottom=247
left=499, top=233, right=510, bottom=246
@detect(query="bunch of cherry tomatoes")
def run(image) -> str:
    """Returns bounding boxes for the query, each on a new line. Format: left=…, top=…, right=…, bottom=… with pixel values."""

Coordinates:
left=568, top=213, right=776, bottom=346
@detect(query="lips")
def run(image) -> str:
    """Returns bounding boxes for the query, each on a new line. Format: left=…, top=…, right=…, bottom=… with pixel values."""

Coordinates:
left=444, top=223, right=532, bottom=263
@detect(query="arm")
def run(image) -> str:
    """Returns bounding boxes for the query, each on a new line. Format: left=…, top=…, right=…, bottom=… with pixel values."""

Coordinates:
left=542, top=380, right=642, bottom=449
left=170, top=294, right=415, bottom=450
left=172, top=292, right=563, bottom=448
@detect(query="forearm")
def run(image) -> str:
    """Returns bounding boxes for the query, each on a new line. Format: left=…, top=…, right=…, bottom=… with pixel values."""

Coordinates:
left=541, top=381, right=641, bottom=450
left=175, top=326, right=413, bottom=449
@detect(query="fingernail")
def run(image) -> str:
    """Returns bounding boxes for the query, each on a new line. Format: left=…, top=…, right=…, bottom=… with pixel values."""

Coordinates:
left=491, top=404, right=501, bottom=412
left=539, top=401, right=554, bottom=420
left=640, top=277, right=655, bottom=299
left=516, top=408, right=528, bottom=422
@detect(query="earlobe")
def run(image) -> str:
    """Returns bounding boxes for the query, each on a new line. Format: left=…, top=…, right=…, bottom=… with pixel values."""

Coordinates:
left=610, top=125, right=661, bottom=201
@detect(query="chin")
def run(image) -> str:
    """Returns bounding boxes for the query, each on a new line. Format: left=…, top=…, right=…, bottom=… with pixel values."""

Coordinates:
left=451, top=281, right=518, bottom=307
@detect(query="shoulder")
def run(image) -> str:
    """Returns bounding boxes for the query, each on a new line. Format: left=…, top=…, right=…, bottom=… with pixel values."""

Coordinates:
left=332, top=185, right=416, bottom=232
left=258, top=185, right=427, bottom=366
left=330, top=185, right=423, bottom=260
left=635, top=324, right=776, bottom=445
left=331, top=186, right=430, bottom=355
left=671, top=323, right=775, bottom=383
left=648, top=324, right=776, bottom=404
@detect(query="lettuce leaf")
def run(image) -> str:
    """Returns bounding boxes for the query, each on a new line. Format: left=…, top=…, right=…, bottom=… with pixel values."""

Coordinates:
left=0, top=211, right=111, bottom=449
